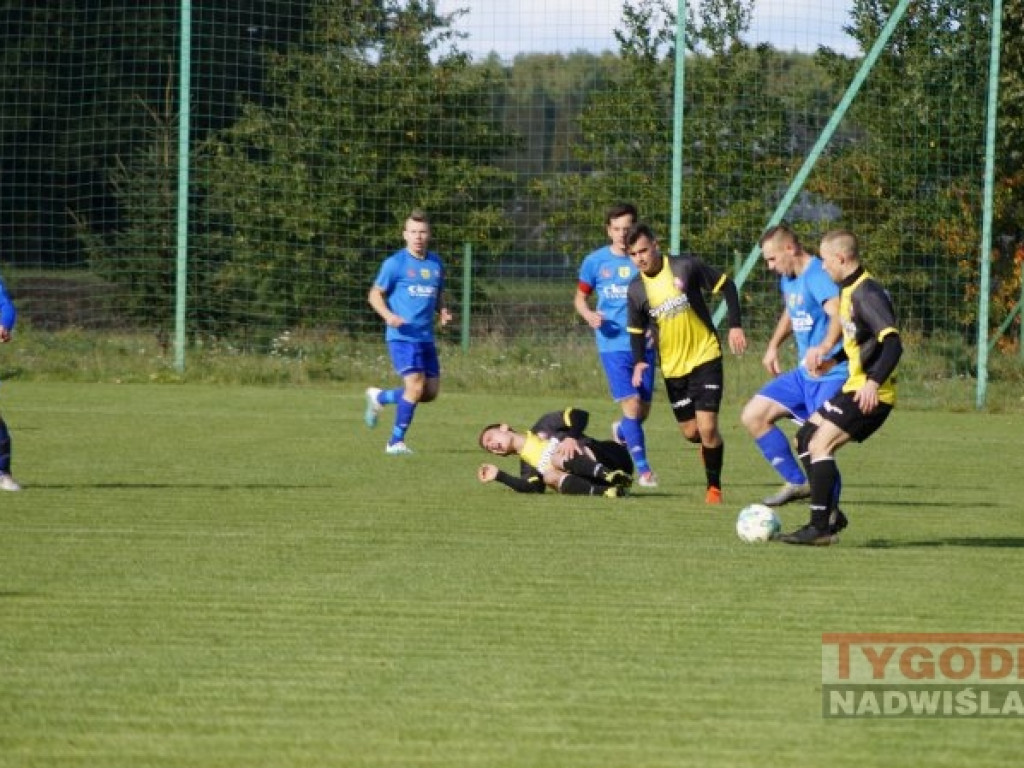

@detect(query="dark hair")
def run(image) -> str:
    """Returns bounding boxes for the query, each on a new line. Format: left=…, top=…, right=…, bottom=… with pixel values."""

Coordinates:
left=759, top=223, right=800, bottom=249
left=605, top=202, right=638, bottom=226
left=625, top=221, right=656, bottom=247
left=408, top=208, right=430, bottom=225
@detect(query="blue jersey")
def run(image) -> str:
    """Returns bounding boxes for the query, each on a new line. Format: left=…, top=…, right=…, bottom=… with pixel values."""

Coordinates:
left=780, top=256, right=846, bottom=383
left=373, top=249, right=444, bottom=343
left=577, top=245, right=638, bottom=354
left=0, top=276, right=15, bottom=331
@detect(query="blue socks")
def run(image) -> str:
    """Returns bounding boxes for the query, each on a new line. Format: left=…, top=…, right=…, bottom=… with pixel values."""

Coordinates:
left=756, top=427, right=805, bottom=485
left=378, top=388, right=402, bottom=406
left=389, top=397, right=416, bottom=445
left=618, top=415, right=651, bottom=474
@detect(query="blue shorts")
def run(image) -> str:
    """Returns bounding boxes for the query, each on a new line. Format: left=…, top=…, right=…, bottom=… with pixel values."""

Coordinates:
left=387, top=340, right=441, bottom=378
left=600, top=350, right=655, bottom=403
left=759, top=368, right=844, bottom=423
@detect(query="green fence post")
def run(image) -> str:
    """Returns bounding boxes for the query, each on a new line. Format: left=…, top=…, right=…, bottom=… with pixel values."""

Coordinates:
left=174, top=0, right=192, bottom=373
left=713, top=0, right=914, bottom=328
left=976, top=0, right=1004, bottom=409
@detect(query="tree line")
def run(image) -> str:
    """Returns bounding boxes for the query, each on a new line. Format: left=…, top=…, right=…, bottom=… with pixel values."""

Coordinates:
left=1, top=0, right=1021, bottom=342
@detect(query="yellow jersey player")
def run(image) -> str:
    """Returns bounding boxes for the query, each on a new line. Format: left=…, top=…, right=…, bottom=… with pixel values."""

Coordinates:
left=625, top=223, right=747, bottom=504
left=477, top=408, right=634, bottom=496
left=779, top=230, right=903, bottom=546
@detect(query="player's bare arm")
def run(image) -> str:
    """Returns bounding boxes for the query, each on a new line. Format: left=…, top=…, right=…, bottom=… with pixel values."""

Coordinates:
left=573, top=288, right=603, bottom=330
left=803, top=296, right=843, bottom=376
left=435, top=288, right=452, bottom=326
left=762, top=312, right=792, bottom=376
left=368, top=285, right=405, bottom=328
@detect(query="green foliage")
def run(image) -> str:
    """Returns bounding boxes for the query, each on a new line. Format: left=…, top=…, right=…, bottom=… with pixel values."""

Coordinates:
left=73, top=93, right=181, bottom=328
left=530, top=0, right=827, bottom=270
left=810, top=1, right=992, bottom=335
left=3, top=0, right=1020, bottom=372
left=198, top=0, right=517, bottom=331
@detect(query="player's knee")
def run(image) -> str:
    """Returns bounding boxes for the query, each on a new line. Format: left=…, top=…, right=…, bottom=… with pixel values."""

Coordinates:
left=637, top=400, right=652, bottom=422
left=739, top=399, right=764, bottom=433
left=680, top=424, right=701, bottom=444
left=403, top=379, right=427, bottom=401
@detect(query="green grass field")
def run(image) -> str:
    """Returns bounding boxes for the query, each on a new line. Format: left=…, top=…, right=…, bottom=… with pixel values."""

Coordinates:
left=2, top=381, right=1022, bottom=767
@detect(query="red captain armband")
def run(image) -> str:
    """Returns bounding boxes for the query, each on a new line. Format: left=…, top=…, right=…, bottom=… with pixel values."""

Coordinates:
left=577, top=281, right=593, bottom=295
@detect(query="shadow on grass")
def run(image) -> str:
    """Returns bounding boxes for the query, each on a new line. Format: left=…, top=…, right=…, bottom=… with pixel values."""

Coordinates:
left=861, top=537, right=1024, bottom=549
left=861, top=499, right=1000, bottom=509
left=30, top=483, right=335, bottom=490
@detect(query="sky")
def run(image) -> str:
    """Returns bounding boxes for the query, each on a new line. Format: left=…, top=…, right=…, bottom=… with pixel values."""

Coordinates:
left=434, top=0, right=859, bottom=60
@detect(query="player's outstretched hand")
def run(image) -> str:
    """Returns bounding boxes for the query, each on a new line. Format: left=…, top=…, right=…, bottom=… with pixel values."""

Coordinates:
left=728, top=328, right=748, bottom=356
left=477, top=463, right=499, bottom=483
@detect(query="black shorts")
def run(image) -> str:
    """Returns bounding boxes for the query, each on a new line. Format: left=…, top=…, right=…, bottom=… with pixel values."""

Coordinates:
left=818, top=391, right=893, bottom=442
left=664, top=357, right=724, bottom=422
left=586, top=439, right=634, bottom=474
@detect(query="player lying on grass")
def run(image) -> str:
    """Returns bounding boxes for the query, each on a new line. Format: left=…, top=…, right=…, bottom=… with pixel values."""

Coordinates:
left=477, top=407, right=634, bottom=496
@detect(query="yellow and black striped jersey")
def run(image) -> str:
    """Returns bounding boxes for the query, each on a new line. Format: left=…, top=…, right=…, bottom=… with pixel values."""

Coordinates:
left=626, top=255, right=741, bottom=378
left=839, top=269, right=900, bottom=404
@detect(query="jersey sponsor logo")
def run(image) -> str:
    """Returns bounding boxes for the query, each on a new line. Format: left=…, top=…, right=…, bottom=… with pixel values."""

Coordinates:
left=792, top=312, right=814, bottom=334
left=600, top=284, right=629, bottom=301
left=406, top=284, right=437, bottom=298
left=650, top=293, right=690, bottom=321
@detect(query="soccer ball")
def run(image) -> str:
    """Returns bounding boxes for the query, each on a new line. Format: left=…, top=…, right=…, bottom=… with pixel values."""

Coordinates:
left=735, top=503, right=782, bottom=543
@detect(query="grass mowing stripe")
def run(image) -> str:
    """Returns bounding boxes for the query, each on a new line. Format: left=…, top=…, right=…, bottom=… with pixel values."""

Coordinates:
left=1, top=382, right=1023, bottom=767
